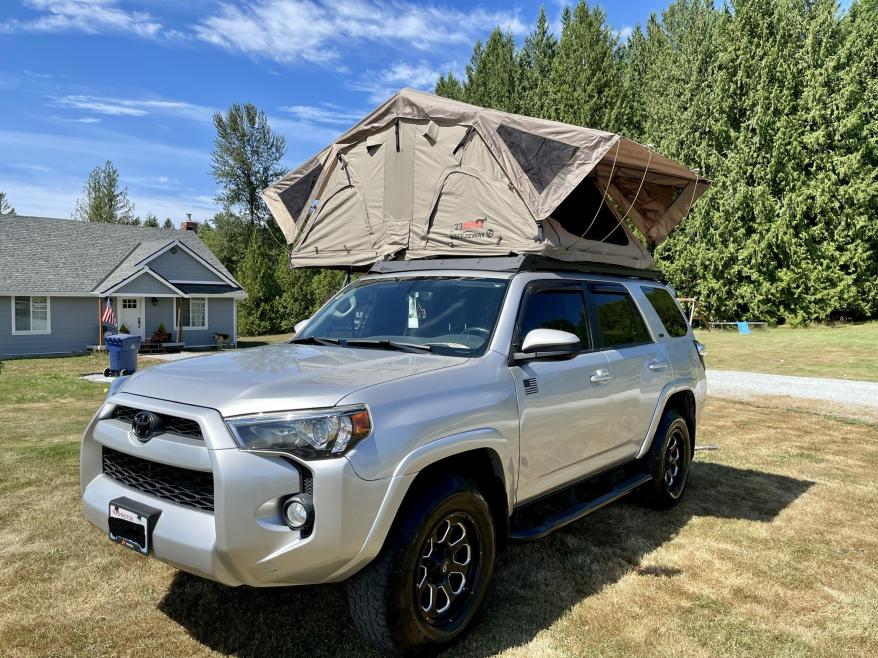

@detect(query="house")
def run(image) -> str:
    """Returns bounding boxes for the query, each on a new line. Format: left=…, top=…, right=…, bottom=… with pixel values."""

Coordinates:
left=0, top=215, right=246, bottom=358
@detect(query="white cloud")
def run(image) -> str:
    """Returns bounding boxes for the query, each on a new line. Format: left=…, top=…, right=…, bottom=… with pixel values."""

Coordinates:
left=0, top=0, right=162, bottom=38
left=0, top=175, right=219, bottom=222
left=51, top=95, right=213, bottom=121
left=193, top=0, right=526, bottom=65
left=614, top=26, right=633, bottom=42
left=59, top=116, right=102, bottom=124
left=350, top=61, right=443, bottom=102
left=278, top=104, right=363, bottom=126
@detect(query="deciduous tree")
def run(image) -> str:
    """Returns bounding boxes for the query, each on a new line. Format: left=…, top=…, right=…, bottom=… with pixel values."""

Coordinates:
left=211, top=103, right=287, bottom=227
left=73, top=161, right=135, bottom=223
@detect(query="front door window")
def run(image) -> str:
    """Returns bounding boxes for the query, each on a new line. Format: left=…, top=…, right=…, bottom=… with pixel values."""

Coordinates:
left=117, top=297, right=143, bottom=337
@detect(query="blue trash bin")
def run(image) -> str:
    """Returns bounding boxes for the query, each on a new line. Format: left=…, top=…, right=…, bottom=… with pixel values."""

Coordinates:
left=104, top=333, right=142, bottom=377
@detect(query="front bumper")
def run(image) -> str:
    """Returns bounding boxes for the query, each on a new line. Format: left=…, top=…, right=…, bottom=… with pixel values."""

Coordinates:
left=81, top=393, right=414, bottom=586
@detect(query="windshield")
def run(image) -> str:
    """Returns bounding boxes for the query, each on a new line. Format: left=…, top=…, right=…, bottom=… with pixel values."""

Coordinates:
left=297, top=276, right=510, bottom=357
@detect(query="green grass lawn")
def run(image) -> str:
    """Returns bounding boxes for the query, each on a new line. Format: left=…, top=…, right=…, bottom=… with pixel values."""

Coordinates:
left=235, top=333, right=291, bottom=349
left=1, top=352, right=877, bottom=657
left=697, top=321, right=878, bottom=381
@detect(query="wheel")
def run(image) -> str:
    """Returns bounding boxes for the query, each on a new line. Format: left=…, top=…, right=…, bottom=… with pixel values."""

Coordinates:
left=637, top=409, right=692, bottom=509
left=103, top=368, right=111, bottom=378
left=347, top=475, right=496, bottom=654
left=119, top=369, right=130, bottom=376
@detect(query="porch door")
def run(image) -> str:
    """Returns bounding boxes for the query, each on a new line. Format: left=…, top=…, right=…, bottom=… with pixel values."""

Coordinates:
left=117, top=297, right=144, bottom=337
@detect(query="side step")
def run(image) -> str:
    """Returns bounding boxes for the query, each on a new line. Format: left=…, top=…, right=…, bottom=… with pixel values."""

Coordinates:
left=510, top=472, right=653, bottom=542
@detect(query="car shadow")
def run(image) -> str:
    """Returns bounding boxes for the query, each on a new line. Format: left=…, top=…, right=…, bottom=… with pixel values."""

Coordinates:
left=158, top=463, right=813, bottom=657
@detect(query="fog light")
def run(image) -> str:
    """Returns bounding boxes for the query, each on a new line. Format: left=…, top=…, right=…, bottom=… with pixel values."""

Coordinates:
left=282, top=494, right=314, bottom=530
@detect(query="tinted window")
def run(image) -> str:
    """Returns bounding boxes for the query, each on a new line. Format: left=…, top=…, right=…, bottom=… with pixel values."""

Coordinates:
left=643, top=287, right=689, bottom=338
left=301, top=277, right=508, bottom=357
left=591, top=290, right=651, bottom=348
left=520, top=289, right=590, bottom=347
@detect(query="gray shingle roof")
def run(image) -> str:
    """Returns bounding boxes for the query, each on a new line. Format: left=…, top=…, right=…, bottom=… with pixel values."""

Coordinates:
left=0, top=215, right=240, bottom=294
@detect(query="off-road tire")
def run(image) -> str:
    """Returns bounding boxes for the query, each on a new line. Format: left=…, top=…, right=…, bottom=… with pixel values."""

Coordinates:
left=637, top=409, right=692, bottom=509
left=347, top=475, right=496, bottom=654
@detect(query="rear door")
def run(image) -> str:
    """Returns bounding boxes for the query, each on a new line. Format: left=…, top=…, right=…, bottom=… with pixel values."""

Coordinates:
left=585, top=283, right=671, bottom=456
left=511, top=282, right=622, bottom=503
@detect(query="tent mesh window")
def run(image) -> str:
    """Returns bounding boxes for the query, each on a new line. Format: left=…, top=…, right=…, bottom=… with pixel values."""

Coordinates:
left=279, top=164, right=323, bottom=221
left=550, top=178, right=630, bottom=246
left=497, top=124, right=578, bottom=193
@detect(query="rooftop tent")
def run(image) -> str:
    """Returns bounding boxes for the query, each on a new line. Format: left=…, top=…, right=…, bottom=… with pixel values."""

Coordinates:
left=263, top=88, right=709, bottom=270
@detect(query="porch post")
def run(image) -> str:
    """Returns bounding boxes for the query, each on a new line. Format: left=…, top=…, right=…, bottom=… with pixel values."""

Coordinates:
left=177, top=297, right=184, bottom=345
left=97, top=297, right=104, bottom=349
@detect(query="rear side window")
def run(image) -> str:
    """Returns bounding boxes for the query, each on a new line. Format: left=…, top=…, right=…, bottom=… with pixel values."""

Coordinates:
left=642, top=286, right=689, bottom=338
left=519, top=289, right=591, bottom=348
left=590, top=287, right=651, bottom=348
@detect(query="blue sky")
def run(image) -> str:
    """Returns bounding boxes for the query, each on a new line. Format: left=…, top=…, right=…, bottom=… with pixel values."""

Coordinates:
left=0, top=1, right=667, bottom=224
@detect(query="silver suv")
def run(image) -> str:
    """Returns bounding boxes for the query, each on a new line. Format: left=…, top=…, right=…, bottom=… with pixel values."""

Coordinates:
left=81, top=257, right=706, bottom=654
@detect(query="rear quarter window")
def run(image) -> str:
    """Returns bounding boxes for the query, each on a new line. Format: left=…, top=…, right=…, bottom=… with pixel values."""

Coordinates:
left=642, top=287, right=690, bottom=338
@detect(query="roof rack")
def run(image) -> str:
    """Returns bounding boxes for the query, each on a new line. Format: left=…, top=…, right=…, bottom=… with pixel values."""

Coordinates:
left=369, top=255, right=665, bottom=282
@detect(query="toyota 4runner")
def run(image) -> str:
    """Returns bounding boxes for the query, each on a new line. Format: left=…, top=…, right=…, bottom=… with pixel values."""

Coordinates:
left=81, top=256, right=706, bottom=653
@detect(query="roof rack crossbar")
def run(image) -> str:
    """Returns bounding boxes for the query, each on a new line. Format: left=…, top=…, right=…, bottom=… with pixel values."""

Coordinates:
left=368, top=255, right=665, bottom=281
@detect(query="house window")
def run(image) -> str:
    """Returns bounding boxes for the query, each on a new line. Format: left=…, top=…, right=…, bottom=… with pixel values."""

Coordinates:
left=122, top=299, right=138, bottom=309
left=175, top=298, right=208, bottom=329
left=13, top=296, right=51, bottom=334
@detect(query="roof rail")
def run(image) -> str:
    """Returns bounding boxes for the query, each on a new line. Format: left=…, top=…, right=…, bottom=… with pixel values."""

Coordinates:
left=369, top=255, right=665, bottom=281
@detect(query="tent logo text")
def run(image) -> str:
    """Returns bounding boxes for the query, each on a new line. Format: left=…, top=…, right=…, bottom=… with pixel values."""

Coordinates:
left=451, top=219, right=495, bottom=240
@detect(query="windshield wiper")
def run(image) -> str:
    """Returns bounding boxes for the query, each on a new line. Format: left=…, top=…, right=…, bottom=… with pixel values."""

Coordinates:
left=343, top=339, right=433, bottom=354
left=290, top=336, right=342, bottom=346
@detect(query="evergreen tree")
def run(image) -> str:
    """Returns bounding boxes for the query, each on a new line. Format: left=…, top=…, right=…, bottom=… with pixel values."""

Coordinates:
left=549, top=1, right=625, bottom=131
left=462, top=29, right=519, bottom=112
left=0, top=191, right=15, bottom=215
left=435, top=72, right=465, bottom=100
left=73, top=161, right=135, bottom=223
left=517, top=6, right=558, bottom=118
left=199, top=210, right=250, bottom=277
left=236, top=232, right=281, bottom=335
left=162, top=218, right=174, bottom=229
left=211, top=103, right=287, bottom=226
left=273, top=253, right=317, bottom=333
left=143, top=212, right=159, bottom=227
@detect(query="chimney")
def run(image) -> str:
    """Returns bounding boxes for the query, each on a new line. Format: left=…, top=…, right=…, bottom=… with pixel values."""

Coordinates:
left=180, top=213, right=198, bottom=233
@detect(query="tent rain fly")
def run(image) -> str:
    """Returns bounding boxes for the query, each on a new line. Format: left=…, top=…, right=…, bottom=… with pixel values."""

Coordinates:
left=263, top=88, right=709, bottom=271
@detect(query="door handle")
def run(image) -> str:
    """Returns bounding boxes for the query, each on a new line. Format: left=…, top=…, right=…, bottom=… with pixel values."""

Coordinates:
left=648, top=360, right=669, bottom=371
left=590, top=368, right=612, bottom=383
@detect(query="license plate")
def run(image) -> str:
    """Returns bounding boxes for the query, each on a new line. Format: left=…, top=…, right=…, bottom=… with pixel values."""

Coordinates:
left=108, top=497, right=161, bottom=555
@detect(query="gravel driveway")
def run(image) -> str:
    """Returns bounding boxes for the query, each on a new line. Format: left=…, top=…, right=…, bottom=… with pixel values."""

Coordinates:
left=707, top=370, right=878, bottom=415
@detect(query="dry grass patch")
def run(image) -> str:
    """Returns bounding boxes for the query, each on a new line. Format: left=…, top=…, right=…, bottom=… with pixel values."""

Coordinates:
left=1, top=354, right=877, bottom=657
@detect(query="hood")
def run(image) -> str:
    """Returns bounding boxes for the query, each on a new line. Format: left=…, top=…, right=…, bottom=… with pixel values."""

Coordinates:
left=120, top=343, right=465, bottom=417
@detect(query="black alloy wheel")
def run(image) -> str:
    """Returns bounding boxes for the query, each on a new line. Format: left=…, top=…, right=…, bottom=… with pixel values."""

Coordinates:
left=415, top=512, right=481, bottom=625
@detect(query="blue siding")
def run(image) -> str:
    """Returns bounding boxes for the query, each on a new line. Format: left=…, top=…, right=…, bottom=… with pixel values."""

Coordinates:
left=144, top=298, right=176, bottom=341
left=149, top=249, right=224, bottom=283
left=0, top=295, right=100, bottom=358
left=0, top=294, right=237, bottom=356
left=113, top=273, right=179, bottom=295
left=174, top=297, right=236, bottom=347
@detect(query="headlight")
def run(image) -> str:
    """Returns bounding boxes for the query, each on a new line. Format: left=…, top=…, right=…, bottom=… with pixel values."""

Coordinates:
left=226, top=405, right=372, bottom=460
left=106, top=375, right=130, bottom=399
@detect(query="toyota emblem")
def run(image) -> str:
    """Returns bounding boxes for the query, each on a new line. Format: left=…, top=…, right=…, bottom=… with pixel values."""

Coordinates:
left=132, top=411, right=159, bottom=441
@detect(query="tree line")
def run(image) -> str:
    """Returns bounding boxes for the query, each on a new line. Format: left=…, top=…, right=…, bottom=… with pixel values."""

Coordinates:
left=437, top=0, right=878, bottom=324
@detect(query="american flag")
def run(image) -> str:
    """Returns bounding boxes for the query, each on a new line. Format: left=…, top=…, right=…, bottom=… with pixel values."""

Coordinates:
left=101, top=298, right=117, bottom=327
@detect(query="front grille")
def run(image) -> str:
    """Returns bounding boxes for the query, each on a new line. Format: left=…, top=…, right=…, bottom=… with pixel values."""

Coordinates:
left=102, top=446, right=214, bottom=513
left=112, top=405, right=203, bottom=440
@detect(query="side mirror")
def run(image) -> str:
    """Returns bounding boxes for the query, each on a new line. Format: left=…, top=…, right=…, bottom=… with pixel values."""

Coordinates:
left=293, top=318, right=311, bottom=335
left=515, top=329, right=581, bottom=362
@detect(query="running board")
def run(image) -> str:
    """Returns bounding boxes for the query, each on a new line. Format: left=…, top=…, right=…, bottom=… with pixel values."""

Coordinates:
left=510, top=472, right=653, bottom=542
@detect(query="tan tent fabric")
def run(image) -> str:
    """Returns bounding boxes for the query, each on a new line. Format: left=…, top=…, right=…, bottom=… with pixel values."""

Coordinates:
left=263, top=88, right=709, bottom=270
